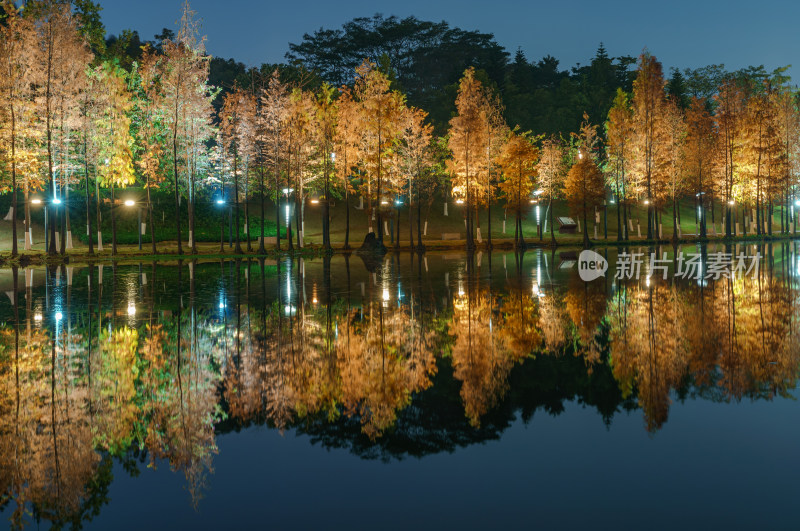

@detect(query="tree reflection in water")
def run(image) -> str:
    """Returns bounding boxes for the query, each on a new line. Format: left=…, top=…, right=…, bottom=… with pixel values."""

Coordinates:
left=0, top=242, right=799, bottom=527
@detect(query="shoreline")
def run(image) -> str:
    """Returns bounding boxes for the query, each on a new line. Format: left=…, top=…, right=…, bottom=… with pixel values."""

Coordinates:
left=1, top=233, right=798, bottom=267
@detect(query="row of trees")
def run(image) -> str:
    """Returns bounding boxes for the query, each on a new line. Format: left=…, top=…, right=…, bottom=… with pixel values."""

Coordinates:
left=2, top=2, right=800, bottom=257
left=0, top=0, right=217, bottom=257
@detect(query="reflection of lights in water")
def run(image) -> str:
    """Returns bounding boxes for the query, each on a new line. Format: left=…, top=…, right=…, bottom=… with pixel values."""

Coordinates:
left=532, top=282, right=544, bottom=297
left=34, top=313, right=43, bottom=322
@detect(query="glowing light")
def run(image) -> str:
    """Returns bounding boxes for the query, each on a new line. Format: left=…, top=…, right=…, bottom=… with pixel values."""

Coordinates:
left=124, top=199, right=135, bottom=207
left=382, top=289, right=390, bottom=302
left=312, top=297, right=318, bottom=304
left=646, top=276, right=651, bottom=287
left=330, top=152, right=336, bottom=162
left=55, top=312, right=63, bottom=321
left=729, top=200, right=735, bottom=205
left=534, top=189, right=544, bottom=196
left=381, top=200, right=389, bottom=205
left=34, top=313, right=43, bottom=321
left=310, top=198, right=319, bottom=204
left=394, top=199, right=402, bottom=205
left=455, top=199, right=464, bottom=205
left=216, top=199, right=224, bottom=205
left=578, top=152, right=583, bottom=160
left=795, top=200, right=800, bottom=207
left=31, top=198, right=42, bottom=205
left=281, top=188, right=294, bottom=195
left=127, top=303, right=136, bottom=316
left=52, top=198, right=62, bottom=205
left=644, top=200, right=650, bottom=205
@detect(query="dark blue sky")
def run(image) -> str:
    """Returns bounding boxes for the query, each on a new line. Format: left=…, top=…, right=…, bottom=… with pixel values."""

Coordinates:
left=100, top=0, right=798, bottom=77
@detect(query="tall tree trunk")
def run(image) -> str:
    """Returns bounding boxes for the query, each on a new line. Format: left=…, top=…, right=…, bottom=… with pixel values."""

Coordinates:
left=10, top=105, right=18, bottom=257
left=147, top=186, right=156, bottom=254
left=416, top=175, right=423, bottom=252
left=111, top=184, right=117, bottom=255
left=172, top=107, right=182, bottom=254
left=233, top=154, right=242, bottom=254
left=344, top=186, right=351, bottom=250
left=259, top=167, right=266, bottom=253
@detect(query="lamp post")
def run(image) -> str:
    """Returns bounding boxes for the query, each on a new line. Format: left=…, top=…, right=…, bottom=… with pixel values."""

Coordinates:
left=216, top=198, right=226, bottom=252
left=123, top=199, right=143, bottom=250
left=31, top=197, right=60, bottom=252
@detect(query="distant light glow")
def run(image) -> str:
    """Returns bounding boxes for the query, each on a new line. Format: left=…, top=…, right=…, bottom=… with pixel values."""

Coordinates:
left=282, top=188, right=294, bottom=195
left=644, top=200, right=650, bottom=205
left=216, top=199, right=224, bottom=205
left=52, top=198, right=62, bottom=205
left=124, top=199, right=135, bottom=207
left=127, top=303, right=136, bottom=316
left=34, top=313, right=43, bottom=321
left=382, top=289, right=390, bottom=302
left=31, top=198, right=42, bottom=205
left=455, top=199, right=464, bottom=205
left=310, top=199, right=319, bottom=204
left=729, top=200, right=735, bottom=205
left=381, top=200, right=389, bottom=205
left=394, top=199, right=402, bottom=205
left=55, top=312, right=63, bottom=321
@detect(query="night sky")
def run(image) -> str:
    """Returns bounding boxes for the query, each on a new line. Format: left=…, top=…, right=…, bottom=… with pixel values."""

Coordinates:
left=100, top=0, right=798, bottom=77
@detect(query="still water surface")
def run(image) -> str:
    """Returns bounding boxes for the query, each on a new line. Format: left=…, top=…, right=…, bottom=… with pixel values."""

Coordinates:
left=1, top=243, right=799, bottom=529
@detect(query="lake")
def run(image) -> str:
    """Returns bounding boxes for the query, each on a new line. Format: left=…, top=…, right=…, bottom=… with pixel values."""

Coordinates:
left=1, top=242, right=799, bottom=529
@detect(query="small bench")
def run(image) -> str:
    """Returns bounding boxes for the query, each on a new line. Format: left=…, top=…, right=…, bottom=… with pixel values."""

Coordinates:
left=441, top=233, right=461, bottom=240
left=557, top=216, right=578, bottom=234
